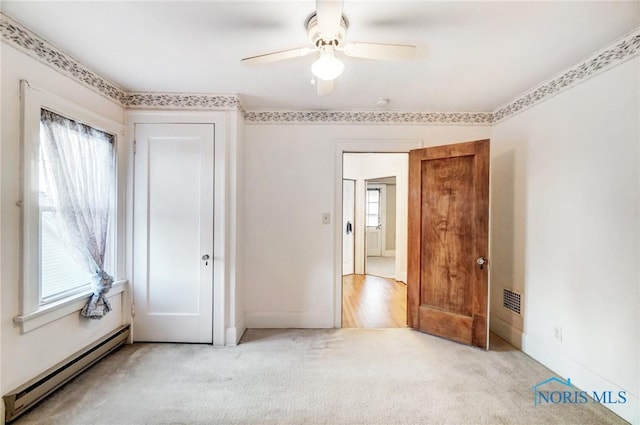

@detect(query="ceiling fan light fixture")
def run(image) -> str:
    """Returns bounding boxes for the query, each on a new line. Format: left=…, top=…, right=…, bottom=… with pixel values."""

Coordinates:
left=311, top=46, right=344, bottom=81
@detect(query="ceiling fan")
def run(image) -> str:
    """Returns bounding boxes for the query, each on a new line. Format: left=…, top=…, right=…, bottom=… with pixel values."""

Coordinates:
left=241, top=0, right=417, bottom=95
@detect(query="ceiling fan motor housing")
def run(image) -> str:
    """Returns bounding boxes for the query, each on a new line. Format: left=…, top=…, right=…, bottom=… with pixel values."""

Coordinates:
left=307, top=14, right=347, bottom=48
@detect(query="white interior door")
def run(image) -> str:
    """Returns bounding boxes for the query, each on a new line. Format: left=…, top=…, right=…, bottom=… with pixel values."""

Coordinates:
left=133, top=123, right=214, bottom=343
left=342, top=179, right=355, bottom=275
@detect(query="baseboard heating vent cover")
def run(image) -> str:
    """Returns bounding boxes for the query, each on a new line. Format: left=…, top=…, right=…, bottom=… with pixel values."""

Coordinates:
left=503, top=288, right=522, bottom=315
left=3, top=324, right=130, bottom=423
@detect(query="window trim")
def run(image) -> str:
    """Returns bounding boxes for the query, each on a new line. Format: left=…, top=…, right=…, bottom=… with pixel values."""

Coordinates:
left=18, top=80, right=126, bottom=330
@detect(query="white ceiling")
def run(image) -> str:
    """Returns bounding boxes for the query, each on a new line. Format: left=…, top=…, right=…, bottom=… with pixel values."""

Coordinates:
left=2, top=1, right=638, bottom=111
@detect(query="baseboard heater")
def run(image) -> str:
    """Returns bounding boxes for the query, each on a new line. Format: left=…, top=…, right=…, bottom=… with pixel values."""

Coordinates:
left=3, top=324, right=130, bottom=423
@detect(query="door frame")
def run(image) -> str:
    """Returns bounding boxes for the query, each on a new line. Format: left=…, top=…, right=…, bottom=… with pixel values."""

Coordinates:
left=342, top=179, right=356, bottom=276
left=126, top=111, right=229, bottom=345
left=333, top=140, right=422, bottom=327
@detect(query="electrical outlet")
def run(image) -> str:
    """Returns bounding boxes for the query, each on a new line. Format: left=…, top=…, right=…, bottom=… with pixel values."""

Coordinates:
left=321, top=213, right=330, bottom=224
left=554, top=325, right=563, bottom=342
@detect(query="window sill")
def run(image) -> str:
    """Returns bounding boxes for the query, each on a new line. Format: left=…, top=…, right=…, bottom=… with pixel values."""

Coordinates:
left=13, top=279, right=127, bottom=333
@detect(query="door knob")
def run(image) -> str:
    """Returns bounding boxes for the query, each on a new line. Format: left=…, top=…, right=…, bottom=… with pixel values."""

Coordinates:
left=202, top=254, right=210, bottom=266
left=476, top=257, right=487, bottom=270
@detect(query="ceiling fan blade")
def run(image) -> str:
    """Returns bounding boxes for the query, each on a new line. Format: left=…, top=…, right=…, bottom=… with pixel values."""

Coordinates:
left=316, top=0, right=343, bottom=39
left=342, top=42, right=416, bottom=61
left=317, top=78, right=334, bottom=96
left=241, top=47, right=312, bottom=65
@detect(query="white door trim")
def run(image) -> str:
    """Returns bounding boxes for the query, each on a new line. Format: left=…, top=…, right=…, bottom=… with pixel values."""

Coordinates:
left=342, top=179, right=355, bottom=276
left=126, top=111, right=228, bottom=345
left=333, top=140, right=422, bottom=328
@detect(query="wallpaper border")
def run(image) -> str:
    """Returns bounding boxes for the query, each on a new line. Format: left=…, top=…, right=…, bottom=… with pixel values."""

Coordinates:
left=2, top=13, right=638, bottom=124
left=1, top=13, right=125, bottom=104
left=493, top=28, right=640, bottom=123
left=243, top=110, right=494, bottom=125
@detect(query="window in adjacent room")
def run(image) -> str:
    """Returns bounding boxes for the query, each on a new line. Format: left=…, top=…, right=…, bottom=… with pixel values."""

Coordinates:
left=366, top=188, right=381, bottom=227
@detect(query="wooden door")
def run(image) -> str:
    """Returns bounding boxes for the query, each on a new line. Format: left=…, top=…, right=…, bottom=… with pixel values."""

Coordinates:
left=407, top=139, right=489, bottom=349
left=133, top=123, right=214, bottom=343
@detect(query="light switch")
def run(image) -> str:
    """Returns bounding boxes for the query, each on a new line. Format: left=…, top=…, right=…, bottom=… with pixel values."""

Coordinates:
left=321, top=213, right=330, bottom=224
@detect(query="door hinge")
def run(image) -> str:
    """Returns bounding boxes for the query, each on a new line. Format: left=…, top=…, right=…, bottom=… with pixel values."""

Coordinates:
left=131, top=304, right=135, bottom=317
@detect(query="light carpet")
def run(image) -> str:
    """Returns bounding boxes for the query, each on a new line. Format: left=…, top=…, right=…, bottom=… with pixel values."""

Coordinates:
left=14, top=329, right=627, bottom=425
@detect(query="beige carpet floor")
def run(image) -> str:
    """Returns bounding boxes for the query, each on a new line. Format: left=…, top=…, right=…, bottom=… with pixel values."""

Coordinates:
left=14, top=329, right=627, bottom=425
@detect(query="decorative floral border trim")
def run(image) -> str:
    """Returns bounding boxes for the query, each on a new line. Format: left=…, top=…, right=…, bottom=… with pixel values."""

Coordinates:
left=2, top=12, right=638, bottom=124
left=123, top=93, right=239, bottom=110
left=0, top=13, right=125, bottom=104
left=243, top=110, right=493, bottom=125
left=493, top=28, right=640, bottom=123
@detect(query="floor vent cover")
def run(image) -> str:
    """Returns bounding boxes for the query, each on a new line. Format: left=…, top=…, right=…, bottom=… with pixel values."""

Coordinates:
left=503, top=288, right=522, bottom=315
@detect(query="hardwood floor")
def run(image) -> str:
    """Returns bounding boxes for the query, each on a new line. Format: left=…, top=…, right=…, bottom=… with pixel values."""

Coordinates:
left=342, top=274, right=407, bottom=328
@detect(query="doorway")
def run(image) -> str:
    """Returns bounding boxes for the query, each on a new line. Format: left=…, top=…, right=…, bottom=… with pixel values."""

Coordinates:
left=365, top=177, right=397, bottom=279
left=341, top=153, right=409, bottom=328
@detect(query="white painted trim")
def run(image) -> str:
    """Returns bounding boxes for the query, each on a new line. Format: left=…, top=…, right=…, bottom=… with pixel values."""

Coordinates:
left=20, top=81, right=126, bottom=317
left=246, top=312, right=333, bottom=328
left=225, top=317, right=246, bottom=346
left=383, top=250, right=396, bottom=257
left=354, top=179, right=366, bottom=274
left=126, top=110, right=228, bottom=346
left=333, top=140, right=422, bottom=328
left=521, top=331, right=638, bottom=423
left=14, top=280, right=127, bottom=333
left=396, top=271, right=407, bottom=284
left=491, top=314, right=638, bottom=424
left=490, top=314, right=524, bottom=350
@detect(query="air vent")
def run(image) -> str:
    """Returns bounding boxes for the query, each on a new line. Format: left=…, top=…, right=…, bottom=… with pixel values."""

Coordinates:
left=503, top=288, right=522, bottom=315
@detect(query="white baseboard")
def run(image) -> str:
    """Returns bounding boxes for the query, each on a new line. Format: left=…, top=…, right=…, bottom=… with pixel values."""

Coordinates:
left=395, top=271, right=407, bottom=283
left=383, top=250, right=395, bottom=257
left=245, top=311, right=333, bottom=328
left=491, top=315, right=638, bottom=424
left=225, top=317, right=246, bottom=346
left=490, top=314, right=524, bottom=349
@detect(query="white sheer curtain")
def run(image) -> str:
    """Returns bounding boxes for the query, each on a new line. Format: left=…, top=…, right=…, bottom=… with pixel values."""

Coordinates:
left=40, top=109, right=115, bottom=319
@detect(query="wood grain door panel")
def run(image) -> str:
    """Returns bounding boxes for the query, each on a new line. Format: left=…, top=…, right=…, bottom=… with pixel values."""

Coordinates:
left=408, top=139, right=489, bottom=349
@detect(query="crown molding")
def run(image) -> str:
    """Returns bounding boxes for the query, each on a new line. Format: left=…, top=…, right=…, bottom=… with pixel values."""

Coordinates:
left=493, top=27, right=640, bottom=123
left=2, top=12, right=638, bottom=125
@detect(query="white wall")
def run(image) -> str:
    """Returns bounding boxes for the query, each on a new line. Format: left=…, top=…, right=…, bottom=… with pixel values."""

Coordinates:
left=1, top=45, right=127, bottom=391
left=490, top=57, right=639, bottom=423
left=343, top=153, right=407, bottom=280
left=243, top=124, right=490, bottom=328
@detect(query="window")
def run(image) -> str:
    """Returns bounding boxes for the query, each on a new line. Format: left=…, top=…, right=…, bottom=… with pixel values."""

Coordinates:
left=19, top=81, right=123, bottom=324
left=366, top=188, right=381, bottom=227
left=38, top=110, right=115, bottom=304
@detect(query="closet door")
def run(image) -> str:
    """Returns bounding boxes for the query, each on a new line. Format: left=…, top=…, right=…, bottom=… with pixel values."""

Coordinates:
left=133, top=123, right=214, bottom=342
